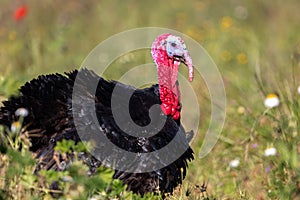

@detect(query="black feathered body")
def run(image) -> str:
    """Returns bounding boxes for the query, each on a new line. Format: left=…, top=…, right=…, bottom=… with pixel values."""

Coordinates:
left=0, top=69, right=194, bottom=196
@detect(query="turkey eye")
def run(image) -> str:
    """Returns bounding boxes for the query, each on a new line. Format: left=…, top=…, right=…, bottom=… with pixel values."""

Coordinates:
left=171, top=42, right=176, bottom=47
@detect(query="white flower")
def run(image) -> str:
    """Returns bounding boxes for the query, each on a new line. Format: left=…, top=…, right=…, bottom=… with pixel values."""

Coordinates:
left=264, top=94, right=279, bottom=108
left=11, top=121, right=21, bottom=132
left=229, top=158, right=240, bottom=168
left=297, top=86, right=300, bottom=94
left=15, top=108, right=29, bottom=117
left=264, top=147, right=277, bottom=157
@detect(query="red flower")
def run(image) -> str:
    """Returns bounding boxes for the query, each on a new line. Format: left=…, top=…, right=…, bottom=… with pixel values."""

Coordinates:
left=14, top=5, right=28, bottom=21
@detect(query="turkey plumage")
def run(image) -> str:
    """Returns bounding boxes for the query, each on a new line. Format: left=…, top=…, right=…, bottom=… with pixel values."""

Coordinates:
left=0, top=33, right=195, bottom=196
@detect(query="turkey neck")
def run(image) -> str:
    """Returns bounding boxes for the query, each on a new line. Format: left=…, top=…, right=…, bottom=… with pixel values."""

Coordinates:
left=158, top=55, right=181, bottom=121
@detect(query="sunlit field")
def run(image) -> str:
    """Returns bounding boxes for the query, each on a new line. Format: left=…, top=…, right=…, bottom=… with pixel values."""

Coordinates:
left=1, top=1, right=300, bottom=199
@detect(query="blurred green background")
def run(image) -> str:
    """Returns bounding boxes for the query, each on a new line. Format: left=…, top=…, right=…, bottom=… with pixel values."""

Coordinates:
left=1, top=0, right=300, bottom=199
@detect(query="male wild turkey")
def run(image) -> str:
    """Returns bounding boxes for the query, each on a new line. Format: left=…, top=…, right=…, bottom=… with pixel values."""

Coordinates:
left=0, top=33, right=194, bottom=196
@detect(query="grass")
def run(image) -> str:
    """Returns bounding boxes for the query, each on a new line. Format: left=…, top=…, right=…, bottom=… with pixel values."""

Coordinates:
left=1, top=0, right=300, bottom=199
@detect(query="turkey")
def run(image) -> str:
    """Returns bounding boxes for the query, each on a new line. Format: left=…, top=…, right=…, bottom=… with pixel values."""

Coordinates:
left=0, top=33, right=195, bottom=196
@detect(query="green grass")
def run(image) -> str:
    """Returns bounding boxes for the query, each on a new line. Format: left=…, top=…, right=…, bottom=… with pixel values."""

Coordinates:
left=1, top=0, right=300, bottom=199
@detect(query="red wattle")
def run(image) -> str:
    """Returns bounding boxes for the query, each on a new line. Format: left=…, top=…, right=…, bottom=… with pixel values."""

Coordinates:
left=160, top=85, right=181, bottom=120
left=172, top=111, right=180, bottom=120
left=151, top=34, right=183, bottom=121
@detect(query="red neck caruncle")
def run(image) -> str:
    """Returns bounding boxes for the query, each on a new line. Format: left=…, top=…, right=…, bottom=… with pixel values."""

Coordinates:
left=157, top=50, right=181, bottom=120
left=151, top=33, right=194, bottom=121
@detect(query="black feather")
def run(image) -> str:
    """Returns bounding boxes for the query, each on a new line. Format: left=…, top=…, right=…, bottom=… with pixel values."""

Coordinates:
left=0, top=68, right=194, bottom=196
